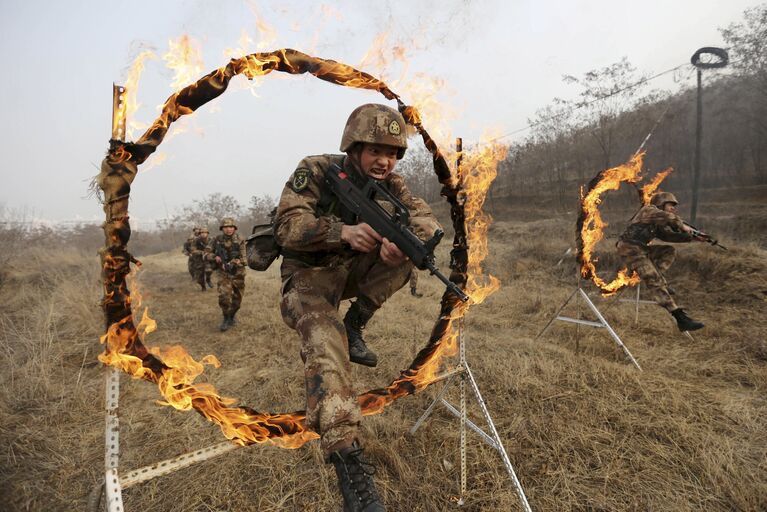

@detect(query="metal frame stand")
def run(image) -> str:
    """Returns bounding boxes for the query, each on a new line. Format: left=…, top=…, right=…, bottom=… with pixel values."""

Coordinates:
left=88, top=367, right=242, bottom=512
left=535, top=283, right=642, bottom=371
left=410, top=319, right=533, bottom=511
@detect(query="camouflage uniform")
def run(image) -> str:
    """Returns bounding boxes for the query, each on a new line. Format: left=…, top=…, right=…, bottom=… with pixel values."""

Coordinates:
left=276, top=154, right=440, bottom=456
left=409, top=269, right=421, bottom=296
left=190, top=230, right=211, bottom=291
left=206, top=227, right=247, bottom=320
left=182, top=229, right=199, bottom=279
left=616, top=203, right=693, bottom=312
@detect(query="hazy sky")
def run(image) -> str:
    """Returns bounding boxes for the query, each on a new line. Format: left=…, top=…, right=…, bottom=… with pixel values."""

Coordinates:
left=0, top=0, right=757, bottom=228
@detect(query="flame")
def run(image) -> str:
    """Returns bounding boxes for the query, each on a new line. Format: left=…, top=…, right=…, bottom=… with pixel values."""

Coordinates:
left=359, top=137, right=506, bottom=414
left=124, top=50, right=157, bottom=139
left=358, top=31, right=457, bottom=150
left=641, top=167, right=673, bottom=205
left=99, top=266, right=317, bottom=448
left=163, top=34, right=204, bottom=92
left=579, top=153, right=675, bottom=295
left=102, top=47, right=503, bottom=448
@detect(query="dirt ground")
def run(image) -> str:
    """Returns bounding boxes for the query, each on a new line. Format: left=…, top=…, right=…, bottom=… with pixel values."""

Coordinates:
left=1, top=188, right=766, bottom=511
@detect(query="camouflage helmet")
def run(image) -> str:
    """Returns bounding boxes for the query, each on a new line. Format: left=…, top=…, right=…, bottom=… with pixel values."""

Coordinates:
left=219, top=217, right=237, bottom=230
left=339, top=103, right=408, bottom=159
left=650, top=191, right=679, bottom=208
left=198, top=227, right=209, bottom=234
left=192, top=226, right=201, bottom=234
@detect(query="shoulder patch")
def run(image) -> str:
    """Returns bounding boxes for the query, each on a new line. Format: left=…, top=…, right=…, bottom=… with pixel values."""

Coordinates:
left=291, top=169, right=311, bottom=192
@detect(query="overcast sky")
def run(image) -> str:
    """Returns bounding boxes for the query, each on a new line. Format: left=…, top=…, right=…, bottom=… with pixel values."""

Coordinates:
left=0, top=0, right=758, bottom=228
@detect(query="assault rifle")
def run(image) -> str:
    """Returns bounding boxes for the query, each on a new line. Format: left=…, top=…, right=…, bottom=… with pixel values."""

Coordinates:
left=684, top=222, right=727, bottom=251
left=326, top=163, right=469, bottom=302
left=215, top=242, right=240, bottom=273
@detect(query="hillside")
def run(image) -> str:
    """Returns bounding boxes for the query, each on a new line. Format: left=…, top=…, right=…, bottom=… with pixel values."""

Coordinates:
left=1, top=188, right=765, bottom=511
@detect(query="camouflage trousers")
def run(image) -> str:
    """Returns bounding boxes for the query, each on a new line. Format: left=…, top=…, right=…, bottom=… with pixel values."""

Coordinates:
left=216, top=267, right=246, bottom=316
left=187, top=257, right=195, bottom=279
left=617, top=241, right=678, bottom=312
left=190, top=254, right=211, bottom=289
left=279, top=250, right=413, bottom=457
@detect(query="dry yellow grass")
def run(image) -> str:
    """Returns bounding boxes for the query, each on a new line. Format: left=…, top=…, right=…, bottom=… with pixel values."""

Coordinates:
left=1, top=193, right=766, bottom=511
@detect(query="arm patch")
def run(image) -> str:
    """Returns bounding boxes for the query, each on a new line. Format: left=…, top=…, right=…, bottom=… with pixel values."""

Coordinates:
left=290, top=169, right=311, bottom=192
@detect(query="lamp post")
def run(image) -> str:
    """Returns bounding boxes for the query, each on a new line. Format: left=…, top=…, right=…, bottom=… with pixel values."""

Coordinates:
left=689, top=47, right=728, bottom=223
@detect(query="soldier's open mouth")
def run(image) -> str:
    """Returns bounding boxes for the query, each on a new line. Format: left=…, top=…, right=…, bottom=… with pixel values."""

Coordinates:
left=369, top=168, right=387, bottom=179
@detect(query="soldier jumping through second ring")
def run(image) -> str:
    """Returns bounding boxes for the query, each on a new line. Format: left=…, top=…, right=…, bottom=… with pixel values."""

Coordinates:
left=206, top=217, right=247, bottom=332
left=617, top=191, right=708, bottom=332
left=274, top=103, right=441, bottom=512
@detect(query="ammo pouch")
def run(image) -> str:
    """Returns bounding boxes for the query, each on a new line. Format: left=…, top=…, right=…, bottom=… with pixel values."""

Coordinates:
left=246, top=223, right=281, bottom=271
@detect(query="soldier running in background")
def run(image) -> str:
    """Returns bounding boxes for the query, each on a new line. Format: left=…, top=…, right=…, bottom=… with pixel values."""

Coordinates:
left=206, top=217, right=247, bottom=331
left=189, top=227, right=211, bottom=292
left=275, top=103, right=441, bottom=512
left=409, top=269, right=423, bottom=297
left=617, top=191, right=706, bottom=332
left=201, top=228, right=214, bottom=289
left=182, top=227, right=200, bottom=280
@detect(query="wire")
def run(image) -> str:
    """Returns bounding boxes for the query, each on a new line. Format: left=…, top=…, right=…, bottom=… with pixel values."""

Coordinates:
left=479, top=54, right=744, bottom=146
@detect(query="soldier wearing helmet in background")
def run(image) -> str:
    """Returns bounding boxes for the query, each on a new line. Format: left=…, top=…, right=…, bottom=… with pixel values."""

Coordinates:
left=274, top=103, right=441, bottom=512
left=617, top=191, right=707, bottom=332
left=189, top=227, right=211, bottom=292
left=206, top=217, right=247, bottom=331
left=183, top=227, right=201, bottom=280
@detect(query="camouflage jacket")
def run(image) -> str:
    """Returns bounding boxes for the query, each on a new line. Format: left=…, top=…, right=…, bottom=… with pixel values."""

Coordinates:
left=190, top=236, right=209, bottom=259
left=182, top=236, right=195, bottom=256
left=619, top=205, right=693, bottom=247
left=274, top=154, right=441, bottom=259
left=206, top=233, right=247, bottom=267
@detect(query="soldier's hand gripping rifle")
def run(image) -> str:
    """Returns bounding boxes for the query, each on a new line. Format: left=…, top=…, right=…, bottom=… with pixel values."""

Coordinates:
left=327, top=163, right=469, bottom=302
left=215, top=243, right=239, bottom=273
left=684, top=222, right=727, bottom=250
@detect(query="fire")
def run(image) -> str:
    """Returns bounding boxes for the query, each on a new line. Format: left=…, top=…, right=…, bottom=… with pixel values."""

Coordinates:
left=359, top=137, right=506, bottom=414
left=123, top=49, right=157, bottom=139
left=578, top=152, right=674, bottom=295
left=163, top=34, right=204, bottom=92
left=641, top=167, right=673, bottom=205
left=99, top=267, right=318, bottom=448
left=101, top=47, right=502, bottom=448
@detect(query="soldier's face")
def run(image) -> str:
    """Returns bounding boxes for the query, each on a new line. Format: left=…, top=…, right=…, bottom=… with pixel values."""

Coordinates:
left=359, top=143, right=398, bottom=180
left=663, top=203, right=677, bottom=213
left=200, top=232, right=208, bottom=240
left=222, top=226, right=236, bottom=236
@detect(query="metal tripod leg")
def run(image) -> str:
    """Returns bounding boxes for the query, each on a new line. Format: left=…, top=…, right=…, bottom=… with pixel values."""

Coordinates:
left=464, top=363, right=532, bottom=512
left=578, top=289, right=642, bottom=371
left=535, top=287, right=579, bottom=340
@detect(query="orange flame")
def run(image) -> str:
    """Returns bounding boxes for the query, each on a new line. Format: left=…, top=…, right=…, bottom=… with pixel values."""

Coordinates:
left=124, top=50, right=157, bottom=139
left=99, top=267, right=317, bottom=448
left=579, top=153, right=644, bottom=295
left=641, top=167, right=673, bottom=205
left=360, top=137, right=506, bottom=413
left=579, top=153, right=675, bottom=295
left=163, top=34, right=204, bottom=92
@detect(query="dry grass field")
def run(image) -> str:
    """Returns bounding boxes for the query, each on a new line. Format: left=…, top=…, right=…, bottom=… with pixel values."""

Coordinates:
left=1, top=187, right=766, bottom=511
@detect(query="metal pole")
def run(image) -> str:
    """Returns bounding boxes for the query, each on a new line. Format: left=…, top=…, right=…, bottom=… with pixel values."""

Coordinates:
left=690, top=67, right=702, bottom=224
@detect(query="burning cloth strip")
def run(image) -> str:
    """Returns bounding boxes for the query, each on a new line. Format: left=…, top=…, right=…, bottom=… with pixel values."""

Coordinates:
left=97, top=48, right=503, bottom=448
left=576, top=151, right=673, bottom=296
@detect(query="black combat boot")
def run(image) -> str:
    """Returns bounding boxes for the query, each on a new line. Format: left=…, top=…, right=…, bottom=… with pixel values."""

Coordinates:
left=329, top=443, right=386, bottom=512
left=671, top=308, right=704, bottom=332
left=206, top=275, right=213, bottom=288
left=410, top=287, right=423, bottom=298
left=229, top=312, right=237, bottom=327
left=219, top=314, right=231, bottom=332
left=344, top=301, right=378, bottom=367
